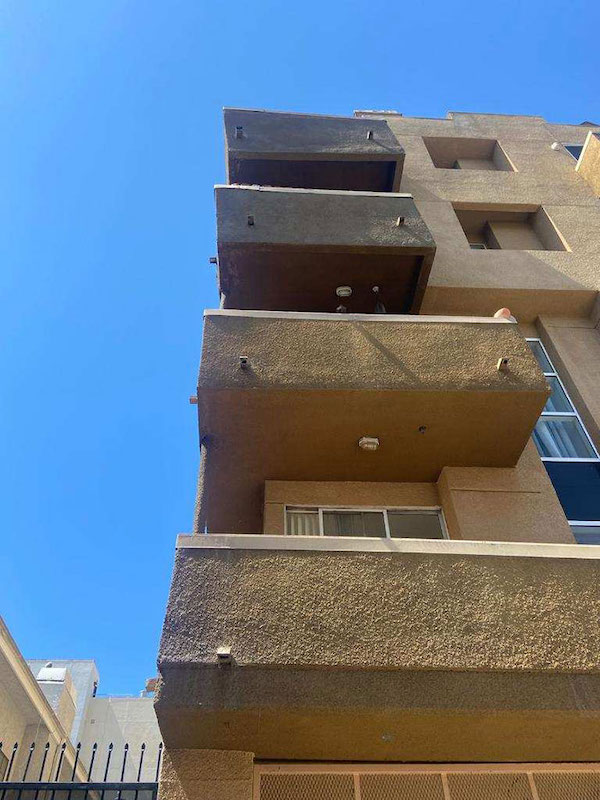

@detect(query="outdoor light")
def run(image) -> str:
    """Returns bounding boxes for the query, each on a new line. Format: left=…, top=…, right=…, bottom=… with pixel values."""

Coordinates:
left=217, top=646, right=233, bottom=665
left=551, top=142, right=561, bottom=150
left=358, top=436, right=379, bottom=451
left=336, top=285, right=352, bottom=298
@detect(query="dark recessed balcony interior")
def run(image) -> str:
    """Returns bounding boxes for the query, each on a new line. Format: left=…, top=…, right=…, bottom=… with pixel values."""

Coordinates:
left=215, top=185, right=436, bottom=314
left=224, top=108, right=405, bottom=192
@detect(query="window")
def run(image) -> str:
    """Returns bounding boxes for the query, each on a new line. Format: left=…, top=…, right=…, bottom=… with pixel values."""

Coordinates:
left=527, top=338, right=600, bottom=542
left=469, top=242, right=487, bottom=250
left=285, top=507, right=446, bottom=539
left=563, top=144, right=583, bottom=161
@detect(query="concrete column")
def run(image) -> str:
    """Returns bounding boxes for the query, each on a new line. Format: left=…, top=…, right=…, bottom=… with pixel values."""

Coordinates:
left=159, top=748, right=254, bottom=800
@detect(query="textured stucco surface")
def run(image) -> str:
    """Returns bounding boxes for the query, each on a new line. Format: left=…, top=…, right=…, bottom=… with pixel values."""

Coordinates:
left=263, top=480, right=440, bottom=535
left=155, top=666, right=600, bottom=761
left=196, top=314, right=548, bottom=531
left=539, top=315, right=600, bottom=450
left=199, top=314, right=545, bottom=392
left=159, top=748, right=253, bottom=800
left=224, top=108, right=403, bottom=158
left=159, top=546, right=600, bottom=671
left=358, top=112, right=600, bottom=320
left=216, top=186, right=434, bottom=251
left=577, top=131, right=600, bottom=196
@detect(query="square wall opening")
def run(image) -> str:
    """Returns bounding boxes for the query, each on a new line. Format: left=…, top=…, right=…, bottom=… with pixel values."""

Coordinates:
left=423, top=136, right=515, bottom=171
left=453, top=205, right=569, bottom=251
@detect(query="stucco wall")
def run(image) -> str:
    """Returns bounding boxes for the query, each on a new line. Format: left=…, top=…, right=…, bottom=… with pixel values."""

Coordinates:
left=577, top=131, right=600, bottom=196
left=538, top=315, right=600, bottom=451
left=78, top=697, right=162, bottom=781
left=156, top=665, right=600, bottom=762
left=160, top=544, right=600, bottom=672
left=438, top=440, right=574, bottom=544
left=366, top=112, right=600, bottom=320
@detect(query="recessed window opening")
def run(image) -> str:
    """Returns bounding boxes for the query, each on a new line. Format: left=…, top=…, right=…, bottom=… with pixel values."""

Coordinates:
left=285, top=506, right=447, bottom=540
left=454, top=205, right=569, bottom=251
left=423, top=136, right=516, bottom=172
left=527, top=338, right=600, bottom=542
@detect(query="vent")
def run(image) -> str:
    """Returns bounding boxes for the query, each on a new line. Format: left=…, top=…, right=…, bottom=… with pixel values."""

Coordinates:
left=260, top=774, right=355, bottom=800
left=535, top=771, right=600, bottom=799
left=360, top=773, right=445, bottom=800
left=447, top=772, right=533, bottom=800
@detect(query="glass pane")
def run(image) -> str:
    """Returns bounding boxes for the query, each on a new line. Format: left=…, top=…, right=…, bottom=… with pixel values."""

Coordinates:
left=322, top=511, right=386, bottom=537
left=544, top=462, right=600, bottom=521
left=286, top=510, right=319, bottom=536
left=388, top=512, right=444, bottom=539
left=527, top=340, right=553, bottom=373
left=564, top=144, right=583, bottom=161
left=532, top=416, right=596, bottom=458
left=571, top=525, right=600, bottom=545
left=544, top=376, right=573, bottom=412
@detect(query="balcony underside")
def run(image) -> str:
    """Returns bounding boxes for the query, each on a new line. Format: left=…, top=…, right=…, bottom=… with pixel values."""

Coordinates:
left=196, top=312, right=547, bottom=532
left=224, top=108, right=404, bottom=191
left=215, top=186, right=435, bottom=313
left=157, top=539, right=600, bottom=761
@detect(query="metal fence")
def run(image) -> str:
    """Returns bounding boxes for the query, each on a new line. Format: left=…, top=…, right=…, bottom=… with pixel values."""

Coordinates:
left=0, top=741, right=162, bottom=800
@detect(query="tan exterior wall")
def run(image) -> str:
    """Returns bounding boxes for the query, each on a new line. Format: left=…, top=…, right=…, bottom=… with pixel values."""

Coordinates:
left=438, top=440, right=574, bottom=543
left=263, top=447, right=574, bottom=545
left=159, top=747, right=253, bottom=800
left=263, top=481, right=440, bottom=535
left=370, top=113, right=600, bottom=320
left=0, top=688, right=27, bottom=765
left=577, top=131, right=600, bottom=196
left=538, top=315, right=600, bottom=450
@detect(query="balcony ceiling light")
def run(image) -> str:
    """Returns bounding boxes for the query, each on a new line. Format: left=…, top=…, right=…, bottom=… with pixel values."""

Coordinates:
left=358, top=436, right=379, bottom=451
left=336, top=285, right=352, bottom=298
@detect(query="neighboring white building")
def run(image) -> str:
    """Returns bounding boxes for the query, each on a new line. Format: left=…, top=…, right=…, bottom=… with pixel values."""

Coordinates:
left=25, top=659, right=161, bottom=781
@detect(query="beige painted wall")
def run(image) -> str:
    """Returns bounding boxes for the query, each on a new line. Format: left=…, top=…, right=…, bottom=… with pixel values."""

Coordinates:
left=365, top=112, right=600, bottom=320
left=264, top=481, right=439, bottom=535
left=538, top=315, right=600, bottom=450
left=577, top=131, right=600, bottom=196
left=438, top=440, right=574, bottom=544
left=78, top=696, right=162, bottom=781
left=159, top=747, right=253, bottom=800
left=262, top=441, right=573, bottom=545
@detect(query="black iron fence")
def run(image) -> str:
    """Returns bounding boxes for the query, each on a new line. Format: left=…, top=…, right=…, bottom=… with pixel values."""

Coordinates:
left=0, top=741, right=163, bottom=800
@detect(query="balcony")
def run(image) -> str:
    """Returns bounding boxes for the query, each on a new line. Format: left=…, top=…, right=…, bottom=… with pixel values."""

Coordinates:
left=195, top=310, right=548, bottom=533
left=224, top=108, right=405, bottom=191
left=156, top=535, right=600, bottom=762
left=215, top=185, right=436, bottom=313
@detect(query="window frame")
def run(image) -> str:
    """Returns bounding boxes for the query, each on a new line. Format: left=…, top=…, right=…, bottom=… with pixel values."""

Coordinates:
left=526, top=337, right=600, bottom=463
left=284, top=505, right=449, bottom=540
left=469, top=242, right=488, bottom=250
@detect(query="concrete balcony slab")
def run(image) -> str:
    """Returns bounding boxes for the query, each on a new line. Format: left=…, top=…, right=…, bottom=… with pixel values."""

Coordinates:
left=215, top=185, right=436, bottom=313
left=224, top=108, right=404, bottom=191
left=195, top=310, right=548, bottom=532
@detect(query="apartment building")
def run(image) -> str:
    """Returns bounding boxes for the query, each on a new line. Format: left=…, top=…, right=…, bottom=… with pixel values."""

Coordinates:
left=156, top=109, right=600, bottom=800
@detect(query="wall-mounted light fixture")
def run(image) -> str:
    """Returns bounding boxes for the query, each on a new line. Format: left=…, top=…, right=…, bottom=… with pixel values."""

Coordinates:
left=336, top=286, right=352, bottom=298
left=358, top=436, right=379, bottom=451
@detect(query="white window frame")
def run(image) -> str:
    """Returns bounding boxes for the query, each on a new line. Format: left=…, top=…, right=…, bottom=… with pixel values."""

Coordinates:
left=284, top=505, right=449, bottom=540
left=526, top=338, right=599, bottom=463
left=569, top=521, right=600, bottom=544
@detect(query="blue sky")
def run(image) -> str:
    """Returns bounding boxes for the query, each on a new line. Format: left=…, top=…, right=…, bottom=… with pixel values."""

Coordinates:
left=1, top=0, right=598, bottom=696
